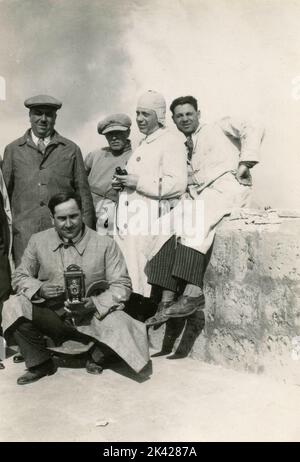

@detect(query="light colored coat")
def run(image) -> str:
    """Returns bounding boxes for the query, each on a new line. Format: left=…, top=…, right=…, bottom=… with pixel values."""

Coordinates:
left=145, top=120, right=264, bottom=260
left=115, top=127, right=187, bottom=297
left=2, top=227, right=149, bottom=373
left=85, top=142, right=132, bottom=235
left=0, top=169, right=12, bottom=265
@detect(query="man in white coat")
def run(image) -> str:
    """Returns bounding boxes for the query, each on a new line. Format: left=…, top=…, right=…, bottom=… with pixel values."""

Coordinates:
left=145, top=95, right=264, bottom=326
left=113, top=91, right=187, bottom=300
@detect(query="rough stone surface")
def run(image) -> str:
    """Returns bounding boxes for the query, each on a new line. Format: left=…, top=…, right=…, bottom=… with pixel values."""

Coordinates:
left=149, top=216, right=300, bottom=382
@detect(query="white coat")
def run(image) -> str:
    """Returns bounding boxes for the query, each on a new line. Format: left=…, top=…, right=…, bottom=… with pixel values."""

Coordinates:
left=144, top=120, right=264, bottom=260
left=115, top=127, right=187, bottom=297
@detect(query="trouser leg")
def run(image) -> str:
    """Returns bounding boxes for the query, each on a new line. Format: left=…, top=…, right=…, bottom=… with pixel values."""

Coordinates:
left=172, top=243, right=206, bottom=288
left=32, top=305, right=86, bottom=345
left=13, top=306, right=90, bottom=369
left=146, top=236, right=206, bottom=290
left=14, top=321, right=51, bottom=369
left=146, top=236, right=178, bottom=291
left=0, top=301, right=5, bottom=362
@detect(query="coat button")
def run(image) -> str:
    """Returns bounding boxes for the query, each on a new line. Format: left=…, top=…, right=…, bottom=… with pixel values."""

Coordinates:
left=136, top=156, right=141, bottom=162
left=40, top=201, right=45, bottom=206
left=125, top=201, right=129, bottom=206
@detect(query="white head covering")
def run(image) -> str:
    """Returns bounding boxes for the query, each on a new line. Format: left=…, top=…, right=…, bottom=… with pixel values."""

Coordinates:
left=137, top=90, right=166, bottom=127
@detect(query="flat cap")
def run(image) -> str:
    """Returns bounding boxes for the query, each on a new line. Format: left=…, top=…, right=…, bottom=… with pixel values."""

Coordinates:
left=24, top=94, right=62, bottom=110
left=97, top=113, right=131, bottom=135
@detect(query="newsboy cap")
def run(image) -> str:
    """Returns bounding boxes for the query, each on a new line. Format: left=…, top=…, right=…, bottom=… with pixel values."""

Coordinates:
left=24, top=94, right=62, bottom=110
left=97, top=113, right=132, bottom=135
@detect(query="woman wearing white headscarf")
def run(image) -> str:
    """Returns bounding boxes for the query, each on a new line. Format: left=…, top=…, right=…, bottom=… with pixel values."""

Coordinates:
left=113, top=91, right=187, bottom=299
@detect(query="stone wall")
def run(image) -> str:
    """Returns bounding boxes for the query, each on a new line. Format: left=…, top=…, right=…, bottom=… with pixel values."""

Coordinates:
left=149, top=215, right=300, bottom=382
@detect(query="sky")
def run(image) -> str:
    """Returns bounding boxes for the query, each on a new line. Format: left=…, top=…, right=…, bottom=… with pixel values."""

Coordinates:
left=0, top=0, right=299, bottom=208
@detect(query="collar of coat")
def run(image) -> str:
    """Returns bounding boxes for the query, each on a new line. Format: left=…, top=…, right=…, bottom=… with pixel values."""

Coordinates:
left=51, top=226, right=90, bottom=255
left=142, top=127, right=167, bottom=144
left=17, top=129, right=68, bottom=147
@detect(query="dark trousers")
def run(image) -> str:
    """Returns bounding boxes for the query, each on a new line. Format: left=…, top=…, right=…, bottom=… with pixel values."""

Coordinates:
left=0, top=253, right=11, bottom=340
left=146, top=236, right=206, bottom=292
left=13, top=305, right=92, bottom=369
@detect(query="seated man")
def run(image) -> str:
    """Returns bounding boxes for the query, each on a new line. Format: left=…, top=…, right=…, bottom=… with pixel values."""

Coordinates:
left=1, top=191, right=149, bottom=384
left=85, top=113, right=132, bottom=235
left=145, top=95, right=264, bottom=326
left=0, top=169, right=12, bottom=369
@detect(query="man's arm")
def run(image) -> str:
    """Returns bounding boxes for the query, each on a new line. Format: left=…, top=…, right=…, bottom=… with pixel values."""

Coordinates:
left=12, top=236, right=43, bottom=300
left=90, top=239, right=132, bottom=319
left=218, top=116, right=265, bottom=166
left=2, top=145, right=14, bottom=198
left=0, top=169, right=12, bottom=227
left=219, top=116, right=265, bottom=185
left=84, top=151, right=93, bottom=176
left=73, top=145, right=96, bottom=229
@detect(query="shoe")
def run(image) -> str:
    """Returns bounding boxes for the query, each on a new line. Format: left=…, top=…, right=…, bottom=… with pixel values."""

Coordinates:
left=13, top=354, right=25, bottom=363
left=86, top=359, right=103, bottom=375
left=0, top=361, right=4, bottom=370
left=166, top=352, right=187, bottom=359
left=145, top=301, right=174, bottom=327
left=164, top=294, right=205, bottom=319
left=17, top=359, right=56, bottom=385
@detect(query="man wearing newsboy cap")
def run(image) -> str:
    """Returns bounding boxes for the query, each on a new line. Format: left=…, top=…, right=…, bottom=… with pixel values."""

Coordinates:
left=2, top=94, right=95, bottom=266
left=85, top=113, right=132, bottom=235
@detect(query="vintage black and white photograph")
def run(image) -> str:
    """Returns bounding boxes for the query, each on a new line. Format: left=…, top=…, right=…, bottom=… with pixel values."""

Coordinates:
left=0, top=0, right=300, bottom=443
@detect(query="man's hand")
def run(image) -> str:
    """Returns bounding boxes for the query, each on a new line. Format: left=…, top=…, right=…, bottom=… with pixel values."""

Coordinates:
left=113, top=174, right=138, bottom=190
left=64, top=297, right=95, bottom=311
left=111, top=177, right=124, bottom=191
left=39, top=282, right=64, bottom=299
left=188, top=171, right=197, bottom=186
left=235, top=164, right=252, bottom=186
left=82, top=297, right=95, bottom=310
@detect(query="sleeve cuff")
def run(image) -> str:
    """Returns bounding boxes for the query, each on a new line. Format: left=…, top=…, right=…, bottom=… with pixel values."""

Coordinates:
left=22, top=281, right=44, bottom=301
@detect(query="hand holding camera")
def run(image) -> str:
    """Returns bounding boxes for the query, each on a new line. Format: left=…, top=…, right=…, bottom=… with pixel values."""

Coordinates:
left=39, top=282, right=64, bottom=299
left=112, top=166, right=127, bottom=191
left=112, top=167, right=138, bottom=191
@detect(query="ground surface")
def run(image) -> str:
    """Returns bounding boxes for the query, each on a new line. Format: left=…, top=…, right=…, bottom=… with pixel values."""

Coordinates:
left=1, top=350, right=300, bottom=442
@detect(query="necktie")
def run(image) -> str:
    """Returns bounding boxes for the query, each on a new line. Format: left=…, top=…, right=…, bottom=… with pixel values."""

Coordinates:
left=62, top=239, right=74, bottom=249
left=185, top=135, right=194, bottom=161
left=38, top=138, right=46, bottom=155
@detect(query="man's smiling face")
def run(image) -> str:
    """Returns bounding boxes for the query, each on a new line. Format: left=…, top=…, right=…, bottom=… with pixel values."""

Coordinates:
left=30, top=106, right=57, bottom=138
left=172, top=103, right=200, bottom=136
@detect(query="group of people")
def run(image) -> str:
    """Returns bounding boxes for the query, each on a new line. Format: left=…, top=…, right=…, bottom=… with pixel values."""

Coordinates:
left=0, top=90, right=264, bottom=385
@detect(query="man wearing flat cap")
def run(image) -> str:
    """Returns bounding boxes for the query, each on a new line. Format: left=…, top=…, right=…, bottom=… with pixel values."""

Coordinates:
left=2, top=94, right=95, bottom=266
left=84, top=113, right=132, bottom=235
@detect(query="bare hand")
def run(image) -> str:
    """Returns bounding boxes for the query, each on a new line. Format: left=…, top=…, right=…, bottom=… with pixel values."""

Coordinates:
left=113, top=174, right=138, bottom=190
left=111, top=177, right=124, bottom=191
left=82, top=297, right=95, bottom=310
left=40, top=282, right=64, bottom=299
left=64, top=297, right=95, bottom=311
left=187, top=171, right=196, bottom=186
left=235, top=165, right=252, bottom=186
